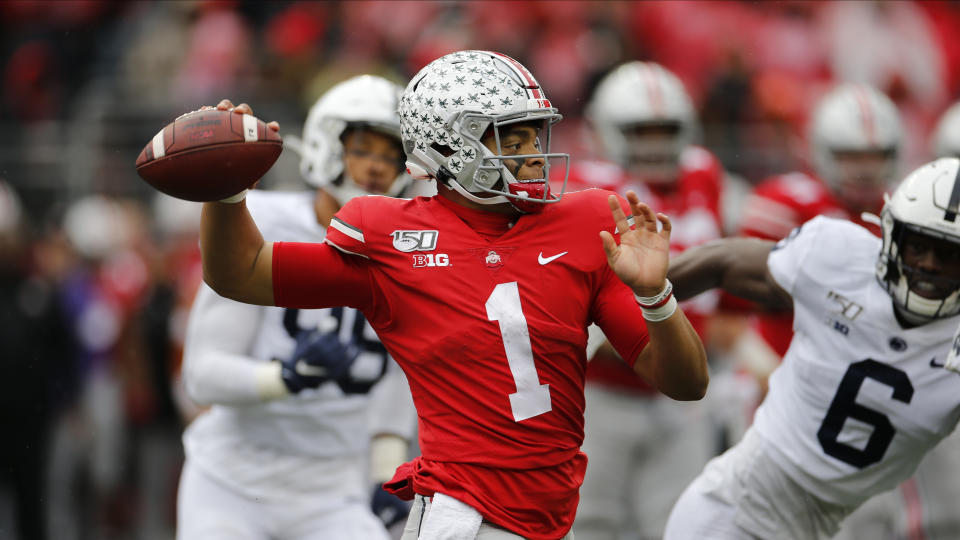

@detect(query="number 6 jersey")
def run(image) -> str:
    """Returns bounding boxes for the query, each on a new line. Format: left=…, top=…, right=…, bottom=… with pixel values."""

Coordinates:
left=756, top=216, right=960, bottom=507
left=271, top=189, right=653, bottom=540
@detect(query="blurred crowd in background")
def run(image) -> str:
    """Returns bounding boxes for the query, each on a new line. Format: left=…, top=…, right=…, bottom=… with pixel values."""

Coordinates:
left=1, top=1, right=960, bottom=539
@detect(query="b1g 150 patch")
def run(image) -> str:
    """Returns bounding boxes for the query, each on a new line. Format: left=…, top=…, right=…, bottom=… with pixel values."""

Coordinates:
left=392, top=230, right=439, bottom=252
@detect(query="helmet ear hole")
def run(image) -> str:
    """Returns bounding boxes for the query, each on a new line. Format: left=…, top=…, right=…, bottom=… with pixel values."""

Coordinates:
left=431, top=143, right=455, bottom=158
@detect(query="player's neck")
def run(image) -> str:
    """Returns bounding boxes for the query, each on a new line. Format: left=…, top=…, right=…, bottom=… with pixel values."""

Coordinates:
left=438, top=186, right=519, bottom=215
left=436, top=191, right=518, bottom=239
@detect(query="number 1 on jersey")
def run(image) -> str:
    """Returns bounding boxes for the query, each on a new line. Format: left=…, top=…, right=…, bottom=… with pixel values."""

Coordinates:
left=486, top=282, right=552, bottom=422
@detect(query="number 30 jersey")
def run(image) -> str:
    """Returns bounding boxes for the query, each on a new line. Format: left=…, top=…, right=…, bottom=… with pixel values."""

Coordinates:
left=272, top=189, right=652, bottom=539
left=755, top=216, right=960, bottom=507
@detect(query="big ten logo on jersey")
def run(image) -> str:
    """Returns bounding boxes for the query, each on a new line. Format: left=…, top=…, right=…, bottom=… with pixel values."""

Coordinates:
left=392, top=229, right=450, bottom=268
left=412, top=253, right=450, bottom=268
left=823, top=291, right=863, bottom=337
left=282, top=307, right=390, bottom=394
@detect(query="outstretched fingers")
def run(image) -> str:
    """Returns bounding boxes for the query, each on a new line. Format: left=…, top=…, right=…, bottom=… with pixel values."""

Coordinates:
left=624, top=190, right=672, bottom=240
left=627, top=193, right=657, bottom=233
left=607, top=194, right=632, bottom=236
left=656, top=211, right=672, bottom=240
left=599, top=230, right=619, bottom=263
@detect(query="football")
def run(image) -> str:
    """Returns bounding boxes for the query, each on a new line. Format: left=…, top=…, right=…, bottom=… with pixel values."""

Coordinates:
left=135, top=109, right=283, bottom=202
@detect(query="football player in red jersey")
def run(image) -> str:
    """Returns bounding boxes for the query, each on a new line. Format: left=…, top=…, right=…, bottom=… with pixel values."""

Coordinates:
left=187, top=50, right=708, bottom=540
left=573, top=61, right=725, bottom=540
left=738, top=83, right=903, bottom=357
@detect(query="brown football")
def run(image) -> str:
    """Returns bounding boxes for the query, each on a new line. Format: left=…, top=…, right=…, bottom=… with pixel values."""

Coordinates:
left=135, top=109, right=283, bottom=202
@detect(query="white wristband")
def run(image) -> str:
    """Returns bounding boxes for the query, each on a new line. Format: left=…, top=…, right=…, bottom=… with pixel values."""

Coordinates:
left=640, top=295, right=677, bottom=322
left=219, top=189, right=248, bottom=204
left=634, top=279, right=677, bottom=322
left=633, top=279, right=673, bottom=307
left=253, top=362, right=290, bottom=400
left=370, top=434, right=410, bottom=483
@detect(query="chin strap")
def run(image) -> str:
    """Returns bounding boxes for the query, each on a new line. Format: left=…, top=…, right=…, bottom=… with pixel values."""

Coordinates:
left=860, top=212, right=882, bottom=226
left=444, top=179, right=511, bottom=206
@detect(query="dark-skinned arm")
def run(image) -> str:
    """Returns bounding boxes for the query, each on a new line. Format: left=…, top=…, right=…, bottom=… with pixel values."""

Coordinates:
left=632, top=305, right=708, bottom=400
left=667, top=237, right=793, bottom=311
left=199, top=100, right=278, bottom=306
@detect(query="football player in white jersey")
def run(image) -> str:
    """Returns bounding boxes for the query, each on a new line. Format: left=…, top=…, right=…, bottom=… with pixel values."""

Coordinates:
left=176, top=75, right=419, bottom=540
left=834, top=99, right=960, bottom=540
left=663, top=157, right=960, bottom=540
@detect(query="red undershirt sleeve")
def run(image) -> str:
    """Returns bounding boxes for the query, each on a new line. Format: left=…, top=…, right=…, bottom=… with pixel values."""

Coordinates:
left=590, top=263, right=650, bottom=368
left=272, top=241, right=373, bottom=311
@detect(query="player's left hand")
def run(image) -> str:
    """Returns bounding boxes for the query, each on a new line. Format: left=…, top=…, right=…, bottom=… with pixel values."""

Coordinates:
left=371, top=484, right=410, bottom=528
left=600, top=190, right=671, bottom=297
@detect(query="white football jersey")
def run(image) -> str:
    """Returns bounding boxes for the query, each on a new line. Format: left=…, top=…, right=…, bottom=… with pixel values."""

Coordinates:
left=753, top=216, right=960, bottom=507
left=182, top=190, right=416, bottom=500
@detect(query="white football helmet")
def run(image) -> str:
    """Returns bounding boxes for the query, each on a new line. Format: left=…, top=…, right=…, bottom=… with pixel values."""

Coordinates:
left=399, top=50, right=568, bottom=213
left=877, top=157, right=960, bottom=324
left=810, top=83, right=902, bottom=206
left=586, top=61, right=696, bottom=184
left=289, top=74, right=409, bottom=205
left=933, top=101, right=960, bottom=159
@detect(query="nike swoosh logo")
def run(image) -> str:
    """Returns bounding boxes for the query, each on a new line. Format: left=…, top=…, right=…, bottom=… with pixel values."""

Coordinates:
left=296, top=359, right=329, bottom=377
left=931, top=357, right=946, bottom=369
left=538, top=251, right=568, bottom=265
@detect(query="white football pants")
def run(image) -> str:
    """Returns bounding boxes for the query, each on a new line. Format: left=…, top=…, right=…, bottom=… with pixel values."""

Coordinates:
left=177, top=459, right=390, bottom=540
left=400, top=493, right=575, bottom=540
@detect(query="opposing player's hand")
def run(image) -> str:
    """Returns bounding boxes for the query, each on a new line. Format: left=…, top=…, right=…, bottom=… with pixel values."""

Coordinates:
left=600, top=190, right=671, bottom=297
left=280, top=330, right=360, bottom=393
left=371, top=484, right=411, bottom=528
left=206, top=99, right=280, bottom=132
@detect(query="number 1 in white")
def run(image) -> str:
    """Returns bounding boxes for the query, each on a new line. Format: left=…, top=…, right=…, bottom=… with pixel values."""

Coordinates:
left=486, top=282, right=552, bottom=422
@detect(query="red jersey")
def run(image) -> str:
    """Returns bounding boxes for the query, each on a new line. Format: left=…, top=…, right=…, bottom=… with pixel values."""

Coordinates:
left=586, top=147, right=725, bottom=393
left=738, top=171, right=882, bottom=355
left=271, top=189, right=651, bottom=539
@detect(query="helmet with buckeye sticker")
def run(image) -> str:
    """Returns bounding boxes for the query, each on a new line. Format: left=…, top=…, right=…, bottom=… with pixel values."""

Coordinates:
left=399, top=50, right=569, bottom=214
